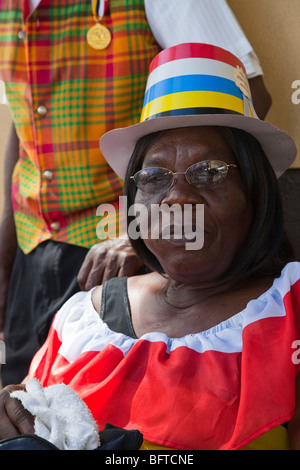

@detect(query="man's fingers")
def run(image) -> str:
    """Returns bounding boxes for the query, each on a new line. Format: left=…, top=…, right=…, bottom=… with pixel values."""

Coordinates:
left=100, top=254, right=121, bottom=284
left=77, top=255, right=93, bottom=290
left=117, top=256, right=144, bottom=279
left=77, top=239, right=143, bottom=290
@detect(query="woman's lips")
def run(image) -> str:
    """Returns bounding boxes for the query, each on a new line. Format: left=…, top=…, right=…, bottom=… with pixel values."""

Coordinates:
left=159, top=224, right=207, bottom=248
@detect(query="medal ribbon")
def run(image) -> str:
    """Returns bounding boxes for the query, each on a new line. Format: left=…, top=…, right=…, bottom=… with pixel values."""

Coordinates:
left=91, top=0, right=109, bottom=19
left=88, top=0, right=111, bottom=50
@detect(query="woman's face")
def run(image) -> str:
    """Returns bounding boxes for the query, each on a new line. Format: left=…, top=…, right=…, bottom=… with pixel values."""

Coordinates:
left=134, top=126, right=253, bottom=284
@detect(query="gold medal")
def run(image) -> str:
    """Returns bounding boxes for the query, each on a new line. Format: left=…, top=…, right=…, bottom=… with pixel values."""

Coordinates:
left=87, top=22, right=111, bottom=50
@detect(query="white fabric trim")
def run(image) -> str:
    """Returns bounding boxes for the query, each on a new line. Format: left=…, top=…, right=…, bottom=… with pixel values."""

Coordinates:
left=52, top=263, right=300, bottom=361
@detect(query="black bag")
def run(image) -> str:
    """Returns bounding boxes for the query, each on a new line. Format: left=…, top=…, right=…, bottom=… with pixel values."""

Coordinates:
left=0, top=423, right=143, bottom=450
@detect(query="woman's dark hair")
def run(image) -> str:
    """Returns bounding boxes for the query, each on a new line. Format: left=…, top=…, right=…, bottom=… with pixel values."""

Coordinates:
left=123, top=126, right=295, bottom=281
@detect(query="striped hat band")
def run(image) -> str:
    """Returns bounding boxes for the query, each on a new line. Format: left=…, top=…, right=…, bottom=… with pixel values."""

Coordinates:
left=140, top=43, right=256, bottom=123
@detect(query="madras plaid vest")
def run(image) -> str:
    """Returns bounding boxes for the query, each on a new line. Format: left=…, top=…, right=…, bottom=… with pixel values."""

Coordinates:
left=0, top=0, right=160, bottom=252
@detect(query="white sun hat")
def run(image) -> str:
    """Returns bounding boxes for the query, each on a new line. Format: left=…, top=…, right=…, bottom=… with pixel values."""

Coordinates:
left=100, top=43, right=297, bottom=180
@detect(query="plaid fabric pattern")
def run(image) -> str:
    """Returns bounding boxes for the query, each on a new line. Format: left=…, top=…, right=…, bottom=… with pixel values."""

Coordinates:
left=0, top=0, right=160, bottom=253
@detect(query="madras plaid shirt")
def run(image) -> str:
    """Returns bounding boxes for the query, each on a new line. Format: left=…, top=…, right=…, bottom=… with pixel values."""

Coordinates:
left=0, top=0, right=160, bottom=253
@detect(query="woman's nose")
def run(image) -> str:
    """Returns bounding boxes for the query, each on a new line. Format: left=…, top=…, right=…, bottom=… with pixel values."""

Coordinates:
left=160, top=174, right=204, bottom=206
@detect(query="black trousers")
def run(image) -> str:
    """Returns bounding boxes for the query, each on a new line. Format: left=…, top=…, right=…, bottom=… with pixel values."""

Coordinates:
left=1, top=240, right=88, bottom=386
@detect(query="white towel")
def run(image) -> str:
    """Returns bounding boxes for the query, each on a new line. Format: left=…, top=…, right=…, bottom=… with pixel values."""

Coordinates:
left=10, top=378, right=100, bottom=450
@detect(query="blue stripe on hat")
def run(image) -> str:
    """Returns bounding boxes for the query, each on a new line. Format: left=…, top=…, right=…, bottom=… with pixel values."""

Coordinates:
left=143, top=75, right=243, bottom=109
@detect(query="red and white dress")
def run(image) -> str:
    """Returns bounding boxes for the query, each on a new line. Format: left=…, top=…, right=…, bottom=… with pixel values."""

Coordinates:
left=28, top=262, right=300, bottom=450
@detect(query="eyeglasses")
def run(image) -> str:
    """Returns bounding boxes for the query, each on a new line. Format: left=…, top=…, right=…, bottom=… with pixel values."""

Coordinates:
left=130, top=160, right=238, bottom=194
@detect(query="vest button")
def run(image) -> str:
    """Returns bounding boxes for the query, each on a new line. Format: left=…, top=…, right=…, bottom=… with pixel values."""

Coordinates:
left=18, top=30, right=26, bottom=40
left=37, top=105, right=48, bottom=116
left=43, top=170, right=53, bottom=181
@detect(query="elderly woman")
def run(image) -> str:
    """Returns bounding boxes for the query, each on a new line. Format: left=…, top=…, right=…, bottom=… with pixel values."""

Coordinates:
left=0, top=43, right=299, bottom=451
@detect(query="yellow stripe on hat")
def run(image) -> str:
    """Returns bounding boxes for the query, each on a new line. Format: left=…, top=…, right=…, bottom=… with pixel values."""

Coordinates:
left=141, top=90, right=244, bottom=122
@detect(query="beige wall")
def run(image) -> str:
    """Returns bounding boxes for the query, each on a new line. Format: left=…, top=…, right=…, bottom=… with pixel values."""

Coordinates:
left=228, top=0, right=300, bottom=167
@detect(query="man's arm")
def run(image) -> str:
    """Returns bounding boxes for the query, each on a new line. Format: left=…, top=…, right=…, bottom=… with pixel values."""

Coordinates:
left=249, top=75, right=272, bottom=120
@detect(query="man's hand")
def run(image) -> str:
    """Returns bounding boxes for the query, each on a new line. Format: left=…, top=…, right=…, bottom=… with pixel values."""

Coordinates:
left=77, top=238, right=144, bottom=290
left=0, top=385, right=35, bottom=439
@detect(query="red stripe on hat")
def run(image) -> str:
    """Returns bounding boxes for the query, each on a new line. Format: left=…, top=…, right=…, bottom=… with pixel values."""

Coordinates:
left=149, top=43, right=246, bottom=76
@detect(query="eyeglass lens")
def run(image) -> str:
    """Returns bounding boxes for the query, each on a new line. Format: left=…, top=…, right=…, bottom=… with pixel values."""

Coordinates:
left=133, top=160, right=231, bottom=193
